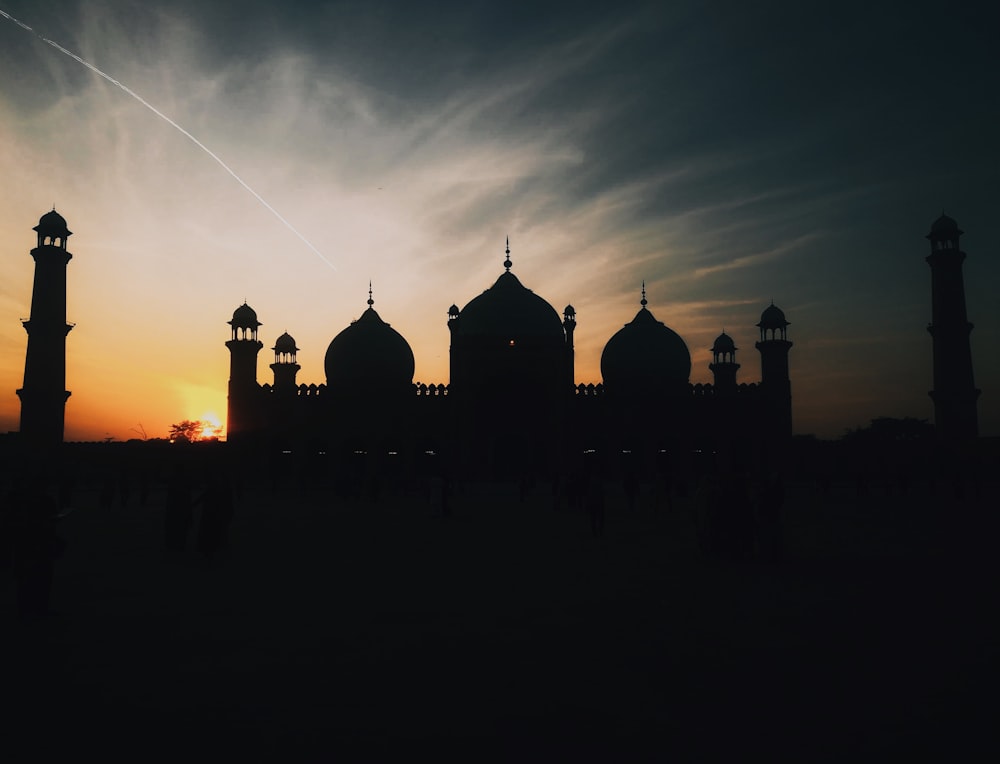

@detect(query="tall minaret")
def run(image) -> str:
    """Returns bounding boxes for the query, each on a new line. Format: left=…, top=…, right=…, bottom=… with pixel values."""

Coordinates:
left=562, top=304, right=576, bottom=389
left=926, top=214, right=979, bottom=442
left=226, top=302, right=263, bottom=442
left=755, top=303, right=793, bottom=441
left=16, top=209, right=74, bottom=451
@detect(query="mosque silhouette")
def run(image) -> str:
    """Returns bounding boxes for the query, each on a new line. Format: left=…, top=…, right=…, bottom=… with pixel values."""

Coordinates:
left=225, top=239, right=794, bottom=481
left=16, top=209, right=979, bottom=480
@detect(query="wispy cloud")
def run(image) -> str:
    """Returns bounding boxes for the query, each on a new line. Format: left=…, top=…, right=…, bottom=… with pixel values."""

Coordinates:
left=692, top=233, right=824, bottom=278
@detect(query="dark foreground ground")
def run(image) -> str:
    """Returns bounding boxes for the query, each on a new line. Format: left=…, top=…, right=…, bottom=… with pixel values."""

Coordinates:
left=3, top=476, right=998, bottom=761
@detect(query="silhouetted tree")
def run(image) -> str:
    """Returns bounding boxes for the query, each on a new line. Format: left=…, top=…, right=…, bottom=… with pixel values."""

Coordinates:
left=169, top=420, right=204, bottom=443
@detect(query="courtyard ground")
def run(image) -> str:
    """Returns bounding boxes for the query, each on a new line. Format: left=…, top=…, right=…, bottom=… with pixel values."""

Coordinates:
left=3, top=475, right=997, bottom=760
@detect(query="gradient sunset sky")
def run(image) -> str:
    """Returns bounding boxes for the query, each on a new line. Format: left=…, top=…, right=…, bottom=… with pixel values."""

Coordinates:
left=1, top=0, right=997, bottom=442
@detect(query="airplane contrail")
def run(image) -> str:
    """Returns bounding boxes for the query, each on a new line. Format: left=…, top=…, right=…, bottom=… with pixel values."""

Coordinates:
left=1, top=8, right=336, bottom=271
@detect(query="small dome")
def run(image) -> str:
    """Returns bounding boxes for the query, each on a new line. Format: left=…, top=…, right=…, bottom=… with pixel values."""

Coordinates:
left=229, top=302, right=261, bottom=329
left=456, top=271, right=565, bottom=344
left=325, top=306, right=415, bottom=390
left=928, top=213, right=963, bottom=240
left=601, top=304, right=691, bottom=393
left=930, top=214, right=959, bottom=234
left=712, top=332, right=736, bottom=353
left=564, top=304, right=576, bottom=317
left=34, top=208, right=71, bottom=238
left=757, top=303, right=788, bottom=331
left=38, top=209, right=67, bottom=229
left=272, top=332, right=298, bottom=354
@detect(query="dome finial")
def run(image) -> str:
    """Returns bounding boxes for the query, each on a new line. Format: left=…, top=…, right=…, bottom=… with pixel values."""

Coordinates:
left=503, top=237, right=512, bottom=272
left=367, top=281, right=374, bottom=308
left=640, top=281, right=648, bottom=308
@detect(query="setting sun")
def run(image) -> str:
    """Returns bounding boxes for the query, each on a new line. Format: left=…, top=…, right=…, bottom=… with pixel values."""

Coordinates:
left=199, top=411, right=224, bottom=441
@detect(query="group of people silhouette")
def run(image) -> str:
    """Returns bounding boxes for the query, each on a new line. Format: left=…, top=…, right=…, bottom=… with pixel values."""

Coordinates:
left=693, top=471, right=785, bottom=562
left=1, top=450, right=239, bottom=621
left=163, top=463, right=236, bottom=561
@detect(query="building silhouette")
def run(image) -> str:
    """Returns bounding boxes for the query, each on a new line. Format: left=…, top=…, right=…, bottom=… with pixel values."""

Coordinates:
left=16, top=209, right=74, bottom=452
left=926, top=214, right=979, bottom=443
left=226, top=242, right=794, bottom=480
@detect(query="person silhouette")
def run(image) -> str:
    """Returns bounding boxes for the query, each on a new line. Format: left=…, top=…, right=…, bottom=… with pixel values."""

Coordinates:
left=656, top=450, right=674, bottom=513
left=721, top=472, right=754, bottom=561
left=694, top=474, right=721, bottom=556
left=755, top=471, right=785, bottom=563
left=197, top=470, right=234, bottom=561
left=0, top=479, right=14, bottom=575
left=622, top=455, right=639, bottom=513
left=586, top=475, right=606, bottom=538
left=164, top=463, right=194, bottom=555
left=9, top=475, right=63, bottom=620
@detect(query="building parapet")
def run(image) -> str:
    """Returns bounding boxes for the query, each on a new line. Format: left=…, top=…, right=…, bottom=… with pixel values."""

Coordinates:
left=414, top=383, right=450, bottom=396
left=259, top=382, right=327, bottom=397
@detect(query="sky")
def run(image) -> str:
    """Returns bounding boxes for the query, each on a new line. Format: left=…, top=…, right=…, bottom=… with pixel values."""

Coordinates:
left=1, top=0, right=997, bottom=442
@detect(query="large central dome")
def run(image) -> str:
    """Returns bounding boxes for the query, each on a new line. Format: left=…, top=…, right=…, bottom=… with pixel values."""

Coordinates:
left=325, top=298, right=414, bottom=390
left=453, top=240, right=566, bottom=346
left=457, top=270, right=566, bottom=344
